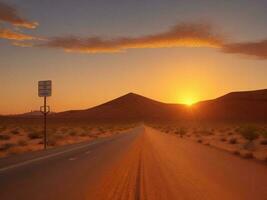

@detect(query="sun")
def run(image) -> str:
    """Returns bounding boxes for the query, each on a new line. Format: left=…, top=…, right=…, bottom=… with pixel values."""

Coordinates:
left=183, top=98, right=196, bottom=106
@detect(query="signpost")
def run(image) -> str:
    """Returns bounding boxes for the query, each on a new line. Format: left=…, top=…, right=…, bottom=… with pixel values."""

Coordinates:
left=38, top=80, right=52, bottom=150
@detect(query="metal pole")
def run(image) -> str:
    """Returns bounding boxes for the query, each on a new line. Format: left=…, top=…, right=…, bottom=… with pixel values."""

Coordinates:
left=44, top=96, right=47, bottom=150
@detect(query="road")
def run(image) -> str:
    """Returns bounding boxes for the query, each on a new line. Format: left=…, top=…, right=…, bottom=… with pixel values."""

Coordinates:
left=0, top=126, right=267, bottom=200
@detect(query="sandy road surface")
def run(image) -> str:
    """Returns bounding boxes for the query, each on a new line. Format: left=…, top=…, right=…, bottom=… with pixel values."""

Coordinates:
left=0, top=126, right=267, bottom=200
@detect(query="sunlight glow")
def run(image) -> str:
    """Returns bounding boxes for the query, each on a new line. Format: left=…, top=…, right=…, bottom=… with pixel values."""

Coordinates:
left=181, top=97, right=197, bottom=106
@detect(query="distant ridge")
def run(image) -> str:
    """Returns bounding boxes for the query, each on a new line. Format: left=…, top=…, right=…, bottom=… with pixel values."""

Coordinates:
left=54, top=92, right=189, bottom=121
left=5, top=89, right=267, bottom=122
left=194, top=89, right=267, bottom=121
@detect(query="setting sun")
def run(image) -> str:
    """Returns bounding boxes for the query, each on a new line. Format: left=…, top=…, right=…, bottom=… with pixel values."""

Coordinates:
left=183, top=98, right=196, bottom=106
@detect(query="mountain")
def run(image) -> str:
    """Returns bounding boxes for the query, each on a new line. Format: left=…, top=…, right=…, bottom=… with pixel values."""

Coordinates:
left=5, top=89, right=267, bottom=122
left=7, top=110, right=56, bottom=118
left=54, top=93, right=189, bottom=121
left=193, top=89, right=267, bottom=121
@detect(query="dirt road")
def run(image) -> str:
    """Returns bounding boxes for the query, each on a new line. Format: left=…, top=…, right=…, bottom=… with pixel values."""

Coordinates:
left=0, top=126, right=267, bottom=200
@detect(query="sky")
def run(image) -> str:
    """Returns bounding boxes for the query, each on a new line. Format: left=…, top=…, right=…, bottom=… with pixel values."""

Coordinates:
left=1, top=0, right=267, bottom=114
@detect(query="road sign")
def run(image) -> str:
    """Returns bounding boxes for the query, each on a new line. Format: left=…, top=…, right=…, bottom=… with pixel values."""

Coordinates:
left=38, top=80, right=52, bottom=150
left=38, top=80, right=52, bottom=97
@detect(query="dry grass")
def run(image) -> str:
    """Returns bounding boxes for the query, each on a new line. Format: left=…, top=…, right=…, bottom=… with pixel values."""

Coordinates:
left=150, top=122, right=267, bottom=162
left=0, top=119, right=136, bottom=158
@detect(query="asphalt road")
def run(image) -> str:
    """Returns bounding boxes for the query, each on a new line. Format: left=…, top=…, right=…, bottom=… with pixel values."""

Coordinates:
left=0, top=126, right=267, bottom=200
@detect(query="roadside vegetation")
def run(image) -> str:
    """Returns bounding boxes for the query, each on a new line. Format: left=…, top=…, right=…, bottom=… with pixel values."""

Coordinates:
left=150, top=122, right=267, bottom=162
left=0, top=119, right=136, bottom=158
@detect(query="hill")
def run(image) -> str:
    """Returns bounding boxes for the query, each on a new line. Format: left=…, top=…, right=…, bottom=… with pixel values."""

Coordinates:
left=4, top=89, right=267, bottom=122
left=193, top=89, right=267, bottom=121
left=54, top=93, right=189, bottom=121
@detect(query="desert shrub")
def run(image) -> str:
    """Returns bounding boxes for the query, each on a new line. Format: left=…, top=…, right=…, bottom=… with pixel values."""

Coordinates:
left=242, top=152, right=254, bottom=159
left=69, top=131, right=77, bottom=136
left=197, top=139, right=202, bottom=143
left=0, top=134, right=10, bottom=140
left=228, top=132, right=233, bottom=136
left=229, top=138, right=238, bottom=144
left=11, top=129, right=20, bottom=135
left=28, top=131, right=42, bottom=139
left=80, top=132, right=88, bottom=137
left=175, top=127, right=187, bottom=138
left=0, top=143, right=15, bottom=151
left=17, top=140, right=28, bottom=146
left=220, top=137, right=227, bottom=142
left=238, top=125, right=259, bottom=141
left=260, top=139, right=267, bottom=145
left=98, top=127, right=104, bottom=132
left=238, top=125, right=260, bottom=150
left=197, top=128, right=213, bottom=136
left=233, top=150, right=240, bottom=155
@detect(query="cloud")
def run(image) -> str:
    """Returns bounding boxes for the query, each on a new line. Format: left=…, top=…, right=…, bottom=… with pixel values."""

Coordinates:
left=0, top=3, right=264, bottom=62
left=38, top=23, right=225, bottom=53
left=0, top=1, right=38, bottom=29
left=12, top=41, right=34, bottom=47
left=222, top=39, right=267, bottom=59
left=0, top=28, right=36, bottom=40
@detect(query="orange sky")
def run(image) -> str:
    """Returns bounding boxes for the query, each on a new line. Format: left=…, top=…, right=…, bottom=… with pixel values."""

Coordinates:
left=1, top=0, right=267, bottom=114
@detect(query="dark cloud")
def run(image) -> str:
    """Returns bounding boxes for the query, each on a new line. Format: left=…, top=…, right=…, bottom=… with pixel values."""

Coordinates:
left=222, top=39, right=267, bottom=59
left=0, top=1, right=38, bottom=29
left=38, top=23, right=224, bottom=53
left=0, top=3, right=265, bottom=61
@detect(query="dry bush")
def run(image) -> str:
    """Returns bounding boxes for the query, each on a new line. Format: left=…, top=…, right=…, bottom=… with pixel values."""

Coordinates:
left=197, top=139, right=203, bottom=143
left=260, top=139, right=267, bottom=145
left=233, top=150, right=240, bottom=155
left=242, top=152, right=254, bottom=159
left=0, top=143, right=15, bottom=151
left=11, top=129, right=20, bottom=135
left=228, top=132, right=234, bottom=136
left=28, top=131, right=42, bottom=139
left=0, top=134, right=10, bottom=140
left=80, top=132, right=88, bottom=137
left=238, top=125, right=259, bottom=150
left=229, top=138, right=238, bottom=144
left=196, top=128, right=213, bottom=136
left=69, top=131, right=77, bottom=136
left=175, top=127, right=187, bottom=138
left=220, top=137, right=227, bottom=142
left=238, top=125, right=259, bottom=141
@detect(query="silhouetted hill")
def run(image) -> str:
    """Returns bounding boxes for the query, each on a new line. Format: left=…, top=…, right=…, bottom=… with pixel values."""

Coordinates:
left=5, top=89, right=267, bottom=122
left=194, top=89, right=267, bottom=121
left=54, top=93, right=188, bottom=121
left=7, top=110, right=55, bottom=118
